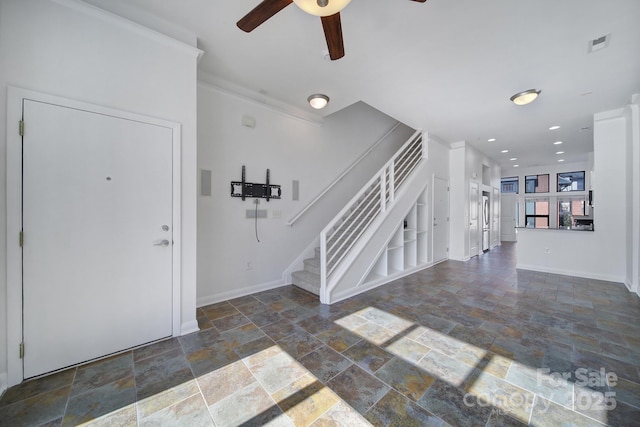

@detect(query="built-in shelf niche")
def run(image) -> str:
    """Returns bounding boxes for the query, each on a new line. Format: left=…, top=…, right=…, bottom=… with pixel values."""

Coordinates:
left=366, top=188, right=429, bottom=282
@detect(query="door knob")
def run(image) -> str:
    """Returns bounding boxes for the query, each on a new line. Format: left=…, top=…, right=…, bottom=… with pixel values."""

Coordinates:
left=161, top=225, right=170, bottom=231
left=154, top=240, right=170, bottom=247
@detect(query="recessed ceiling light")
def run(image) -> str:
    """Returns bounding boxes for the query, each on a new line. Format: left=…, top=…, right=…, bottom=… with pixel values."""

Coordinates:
left=558, top=159, right=565, bottom=162
left=549, top=125, right=561, bottom=130
left=488, top=138, right=496, bottom=142
left=510, top=158, right=517, bottom=161
left=555, top=151, right=565, bottom=155
left=513, top=165, right=519, bottom=168
left=553, top=141, right=563, bottom=145
left=501, top=150, right=509, bottom=153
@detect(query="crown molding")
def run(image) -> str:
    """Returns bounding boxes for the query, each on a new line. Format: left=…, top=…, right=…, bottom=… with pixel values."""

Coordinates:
left=198, top=72, right=324, bottom=126
left=53, top=0, right=203, bottom=61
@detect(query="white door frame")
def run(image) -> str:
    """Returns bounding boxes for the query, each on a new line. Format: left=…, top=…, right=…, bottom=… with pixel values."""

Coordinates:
left=469, top=181, right=480, bottom=258
left=6, top=86, right=182, bottom=387
left=432, top=175, right=449, bottom=263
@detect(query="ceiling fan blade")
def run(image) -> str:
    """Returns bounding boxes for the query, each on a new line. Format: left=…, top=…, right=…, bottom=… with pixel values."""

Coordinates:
left=237, top=0, right=293, bottom=32
left=321, top=13, right=345, bottom=61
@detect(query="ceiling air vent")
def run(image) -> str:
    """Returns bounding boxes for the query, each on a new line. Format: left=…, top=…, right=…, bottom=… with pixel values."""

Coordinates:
left=588, top=33, right=611, bottom=53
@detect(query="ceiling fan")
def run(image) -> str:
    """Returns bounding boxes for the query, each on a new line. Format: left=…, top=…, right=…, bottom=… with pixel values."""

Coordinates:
left=237, top=0, right=427, bottom=61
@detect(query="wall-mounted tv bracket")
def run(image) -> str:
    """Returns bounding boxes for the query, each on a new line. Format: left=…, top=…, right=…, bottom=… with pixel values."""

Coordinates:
left=231, top=165, right=281, bottom=201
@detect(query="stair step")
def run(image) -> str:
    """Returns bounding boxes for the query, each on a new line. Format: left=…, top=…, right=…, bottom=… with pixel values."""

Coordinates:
left=292, top=270, right=320, bottom=295
left=303, top=257, right=320, bottom=275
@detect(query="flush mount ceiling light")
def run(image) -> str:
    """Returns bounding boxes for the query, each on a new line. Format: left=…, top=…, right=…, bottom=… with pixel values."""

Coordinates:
left=510, top=89, right=541, bottom=106
left=549, top=125, right=561, bottom=130
left=293, top=0, right=352, bottom=16
left=308, top=93, right=330, bottom=109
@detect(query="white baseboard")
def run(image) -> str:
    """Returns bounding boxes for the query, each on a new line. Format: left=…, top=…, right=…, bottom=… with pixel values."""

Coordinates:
left=196, top=279, right=286, bottom=308
left=0, top=372, right=8, bottom=398
left=180, top=319, right=200, bottom=336
left=330, top=263, right=434, bottom=305
left=624, top=278, right=640, bottom=296
left=516, top=263, right=625, bottom=284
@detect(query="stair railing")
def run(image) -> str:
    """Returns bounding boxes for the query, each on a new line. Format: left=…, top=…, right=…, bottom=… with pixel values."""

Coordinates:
left=320, top=131, right=425, bottom=299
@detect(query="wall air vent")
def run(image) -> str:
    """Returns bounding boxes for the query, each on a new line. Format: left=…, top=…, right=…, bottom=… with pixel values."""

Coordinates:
left=588, top=33, right=610, bottom=53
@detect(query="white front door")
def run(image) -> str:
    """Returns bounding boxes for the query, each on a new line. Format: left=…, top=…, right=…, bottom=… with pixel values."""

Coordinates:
left=433, top=177, right=449, bottom=262
left=22, top=99, right=174, bottom=378
left=469, top=182, right=480, bottom=257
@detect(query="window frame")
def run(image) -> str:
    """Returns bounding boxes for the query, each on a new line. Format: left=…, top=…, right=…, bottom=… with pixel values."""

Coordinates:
left=525, top=197, right=550, bottom=228
left=557, top=171, right=586, bottom=192
left=524, top=174, right=550, bottom=194
left=501, top=176, right=519, bottom=194
left=557, top=197, right=586, bottom=228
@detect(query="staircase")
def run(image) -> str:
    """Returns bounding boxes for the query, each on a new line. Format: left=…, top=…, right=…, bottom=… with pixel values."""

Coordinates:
left=292, top=247, right=321, bottom=295
left=291, top=131, right=425, bottom=297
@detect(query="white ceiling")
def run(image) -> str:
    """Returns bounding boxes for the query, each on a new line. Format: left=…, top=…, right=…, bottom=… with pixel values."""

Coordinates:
left=85, top=0, right=640, bottom=171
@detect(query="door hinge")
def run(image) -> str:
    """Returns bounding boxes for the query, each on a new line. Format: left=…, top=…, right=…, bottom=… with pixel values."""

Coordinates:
left=19, top=231, right=24, bottom=247
left=19, top=120, right=24, bottom=136
left=19, top=342, right=24, bottom=359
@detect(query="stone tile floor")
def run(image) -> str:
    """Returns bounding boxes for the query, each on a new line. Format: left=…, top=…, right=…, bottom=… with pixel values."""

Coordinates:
left=1, top=242, right=639, bottom=426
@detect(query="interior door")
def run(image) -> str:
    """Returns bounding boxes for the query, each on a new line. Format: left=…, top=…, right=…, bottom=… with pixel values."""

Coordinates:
left=22, top=99, right=174, bottom=378
left=433, top=177, right=449, bottom=262
left=469, top=182, right=480, bottom=257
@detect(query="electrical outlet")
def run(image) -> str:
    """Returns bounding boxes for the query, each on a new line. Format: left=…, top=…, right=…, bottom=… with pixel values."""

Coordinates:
left=253, top=198, right=260, bottom=205
left=544, top=248, right=551, bottom=254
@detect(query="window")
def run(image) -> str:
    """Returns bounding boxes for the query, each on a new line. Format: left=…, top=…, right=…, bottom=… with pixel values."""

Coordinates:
left=557, top=171, right=585, bottom=192
left=525, top=198, right=549, bottom=228
left=501, top=176, right=519, bottom=193
left=558, top=198, right=585, bottom=228
left=525, top=174, right=549, bottom=193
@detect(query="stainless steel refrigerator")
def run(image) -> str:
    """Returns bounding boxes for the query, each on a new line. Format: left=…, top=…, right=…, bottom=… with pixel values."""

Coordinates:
left=482, top=195, right=490, bottom=252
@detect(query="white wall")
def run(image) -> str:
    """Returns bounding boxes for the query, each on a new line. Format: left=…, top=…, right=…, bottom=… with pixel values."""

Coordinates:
left=624, top=96, right=640, bottom=294
left=196, top=82, right=414, bottom=305
left=448, top=143, right=467, bottom=261
left=0, top=0, right=200, bottom=388
left=448, top=142, right=501, bottom=261
left=516, top=100, right=637, bottom=287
